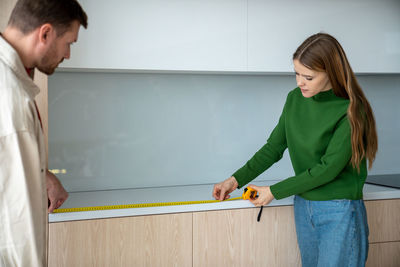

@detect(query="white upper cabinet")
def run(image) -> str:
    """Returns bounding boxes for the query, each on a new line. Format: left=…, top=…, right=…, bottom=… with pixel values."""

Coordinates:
left=61, top=0, right=400, bottom=73
left=61, top=0, right=247, bottom=71
left=247, top=0, right=400, bottom=73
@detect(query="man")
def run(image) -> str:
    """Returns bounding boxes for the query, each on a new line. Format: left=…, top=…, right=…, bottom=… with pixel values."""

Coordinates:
left=0, top=0, right=88, bottom=266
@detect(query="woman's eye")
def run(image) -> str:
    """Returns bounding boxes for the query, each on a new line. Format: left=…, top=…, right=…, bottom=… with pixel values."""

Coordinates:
left=306, top=77, right=313, bottom=81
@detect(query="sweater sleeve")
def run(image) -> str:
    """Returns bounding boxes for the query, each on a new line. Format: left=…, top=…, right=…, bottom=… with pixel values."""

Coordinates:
left=270, top=115, right=352, bottom=200
left=232, top=103, right=288, bottom=189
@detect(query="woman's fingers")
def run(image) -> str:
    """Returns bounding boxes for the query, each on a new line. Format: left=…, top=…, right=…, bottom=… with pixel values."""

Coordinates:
left=213, top=177, right=239, bottom=201
left=219, top=187, right=227, bottom=201
left=248, top=185, right=274, bottom=206
left=213, top=183, right=228, bottom=201
left=250, top=197, right=264, bottom=207
left=248, top=184, right=259, bottom=191
left=212, top=185, right=219, bottom=199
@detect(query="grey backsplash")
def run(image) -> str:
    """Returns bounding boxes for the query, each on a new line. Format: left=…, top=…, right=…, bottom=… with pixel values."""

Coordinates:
left=48, top=72, right=400, bottom=192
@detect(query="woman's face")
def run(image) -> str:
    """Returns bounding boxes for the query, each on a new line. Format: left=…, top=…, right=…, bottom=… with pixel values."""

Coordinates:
left=293, top=59, right=332, bottom=98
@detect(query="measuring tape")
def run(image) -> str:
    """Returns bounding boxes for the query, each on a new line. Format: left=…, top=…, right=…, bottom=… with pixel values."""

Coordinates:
left=52, top=197, right=245, bottom=213
left=53, top=187, right=258, bottom=214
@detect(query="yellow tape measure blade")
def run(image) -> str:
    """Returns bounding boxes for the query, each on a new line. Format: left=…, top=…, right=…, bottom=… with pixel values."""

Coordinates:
left=53, top=196, right=243, bottom=213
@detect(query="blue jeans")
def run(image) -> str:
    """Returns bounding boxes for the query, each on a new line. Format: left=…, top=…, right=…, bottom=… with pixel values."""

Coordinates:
left=294, top=196, right=369, bottom=267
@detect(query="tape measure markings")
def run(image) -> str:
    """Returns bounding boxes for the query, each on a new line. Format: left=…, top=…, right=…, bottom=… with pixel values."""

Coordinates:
left=53, top=196, right=243, bottom=213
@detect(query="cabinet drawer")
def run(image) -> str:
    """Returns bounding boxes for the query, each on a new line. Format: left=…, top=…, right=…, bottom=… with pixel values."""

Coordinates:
left=366, top=241, right=400, bottom=267
left=193, top=206, right=301, bottom=267
left=48, top=213, right=192, bottom=267
left=365, top=199, right=400, bottom=243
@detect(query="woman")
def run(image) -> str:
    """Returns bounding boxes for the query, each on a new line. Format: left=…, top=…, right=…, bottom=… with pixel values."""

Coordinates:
left=212, top=33, right=378, bottom=267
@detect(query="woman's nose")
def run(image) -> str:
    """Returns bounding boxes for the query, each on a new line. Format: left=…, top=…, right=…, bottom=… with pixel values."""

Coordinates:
left=297, top=77, right=304, bottom=87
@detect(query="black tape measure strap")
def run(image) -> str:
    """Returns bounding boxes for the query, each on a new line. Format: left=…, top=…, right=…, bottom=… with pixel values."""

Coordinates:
left=257, top=206, right=263, bottom=222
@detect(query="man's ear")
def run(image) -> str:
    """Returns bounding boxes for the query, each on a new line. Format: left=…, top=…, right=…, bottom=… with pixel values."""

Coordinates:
left=38, top=23, right=56, bottom=44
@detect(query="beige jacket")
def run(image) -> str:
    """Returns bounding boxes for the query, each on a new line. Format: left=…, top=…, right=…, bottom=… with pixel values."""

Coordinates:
left=0, top=35, right=47, bottom=267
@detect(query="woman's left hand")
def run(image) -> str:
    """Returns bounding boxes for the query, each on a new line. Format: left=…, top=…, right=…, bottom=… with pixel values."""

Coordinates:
left=247, top=184, right=275, bottom=207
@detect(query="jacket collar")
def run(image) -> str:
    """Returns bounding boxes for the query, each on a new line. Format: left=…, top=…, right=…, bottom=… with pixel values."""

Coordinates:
left=0, top=34, right=40, bottom=99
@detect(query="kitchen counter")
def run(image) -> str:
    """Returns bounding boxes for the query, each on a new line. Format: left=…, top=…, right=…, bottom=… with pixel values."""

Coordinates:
left=49, top=179, right=400, bottom=222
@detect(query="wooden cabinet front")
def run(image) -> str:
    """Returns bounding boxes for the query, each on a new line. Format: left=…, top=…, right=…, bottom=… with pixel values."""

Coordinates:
left=365, top=199, right=400, bottom=267
left=48, top=213, right=192, bottom=267
left=365, top=199, right=400, bottom=243
left=366, top=241, right=400, bottom=267
left=193, top=206, right=301, bottom=267
left=48, top=199, right=400, bottom=266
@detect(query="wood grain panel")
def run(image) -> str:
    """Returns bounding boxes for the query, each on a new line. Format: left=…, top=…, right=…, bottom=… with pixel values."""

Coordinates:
left=366, top=241, right=400, bottom=267
left=48, top=213, right=192, bottom=267
left=193, top=206, right=301, bottom=267
left=365, top=199, right=400, bottom=243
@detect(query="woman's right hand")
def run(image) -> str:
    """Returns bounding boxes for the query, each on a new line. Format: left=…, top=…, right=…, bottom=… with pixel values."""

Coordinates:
left=212, top=176, right=239, bottom=201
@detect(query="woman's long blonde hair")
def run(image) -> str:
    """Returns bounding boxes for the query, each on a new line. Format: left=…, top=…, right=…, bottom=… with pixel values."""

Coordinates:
left=293, top=33, right=378, bottom=171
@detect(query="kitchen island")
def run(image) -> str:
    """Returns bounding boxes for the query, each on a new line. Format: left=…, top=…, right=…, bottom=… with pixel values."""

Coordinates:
left=48, top=179, right=400, bottom=267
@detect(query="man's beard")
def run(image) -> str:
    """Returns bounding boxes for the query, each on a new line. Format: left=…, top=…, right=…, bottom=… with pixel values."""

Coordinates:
left=37, top=65, right=56, bottom=75
left=37, top=44, right=62, bottom=75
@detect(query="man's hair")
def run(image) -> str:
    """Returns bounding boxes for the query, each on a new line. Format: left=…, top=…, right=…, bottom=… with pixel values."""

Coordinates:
left=8, top=0, right=88, bottom=36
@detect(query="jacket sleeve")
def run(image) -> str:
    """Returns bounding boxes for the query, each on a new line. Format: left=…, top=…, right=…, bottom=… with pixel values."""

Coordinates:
left=232, top=102, right=288, bottom=189
left=270, top=115, right=353, bottom=200
left=0, top=131, right=47, bottom=266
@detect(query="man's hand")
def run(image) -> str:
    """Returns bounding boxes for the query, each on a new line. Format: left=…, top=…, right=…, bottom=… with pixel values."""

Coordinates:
left=46, top=170, right=68, bottom=213
left=247, top=184, right=274, bottom=207
left=212, top=176, right=239, bottom=201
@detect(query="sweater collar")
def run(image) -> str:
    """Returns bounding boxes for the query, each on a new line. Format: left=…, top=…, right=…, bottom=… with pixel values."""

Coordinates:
left=312, top=89, right=336, bottom=101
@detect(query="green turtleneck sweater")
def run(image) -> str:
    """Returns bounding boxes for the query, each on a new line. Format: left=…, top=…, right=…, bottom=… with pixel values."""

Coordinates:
left=232, top=87, right=367, bottom=200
